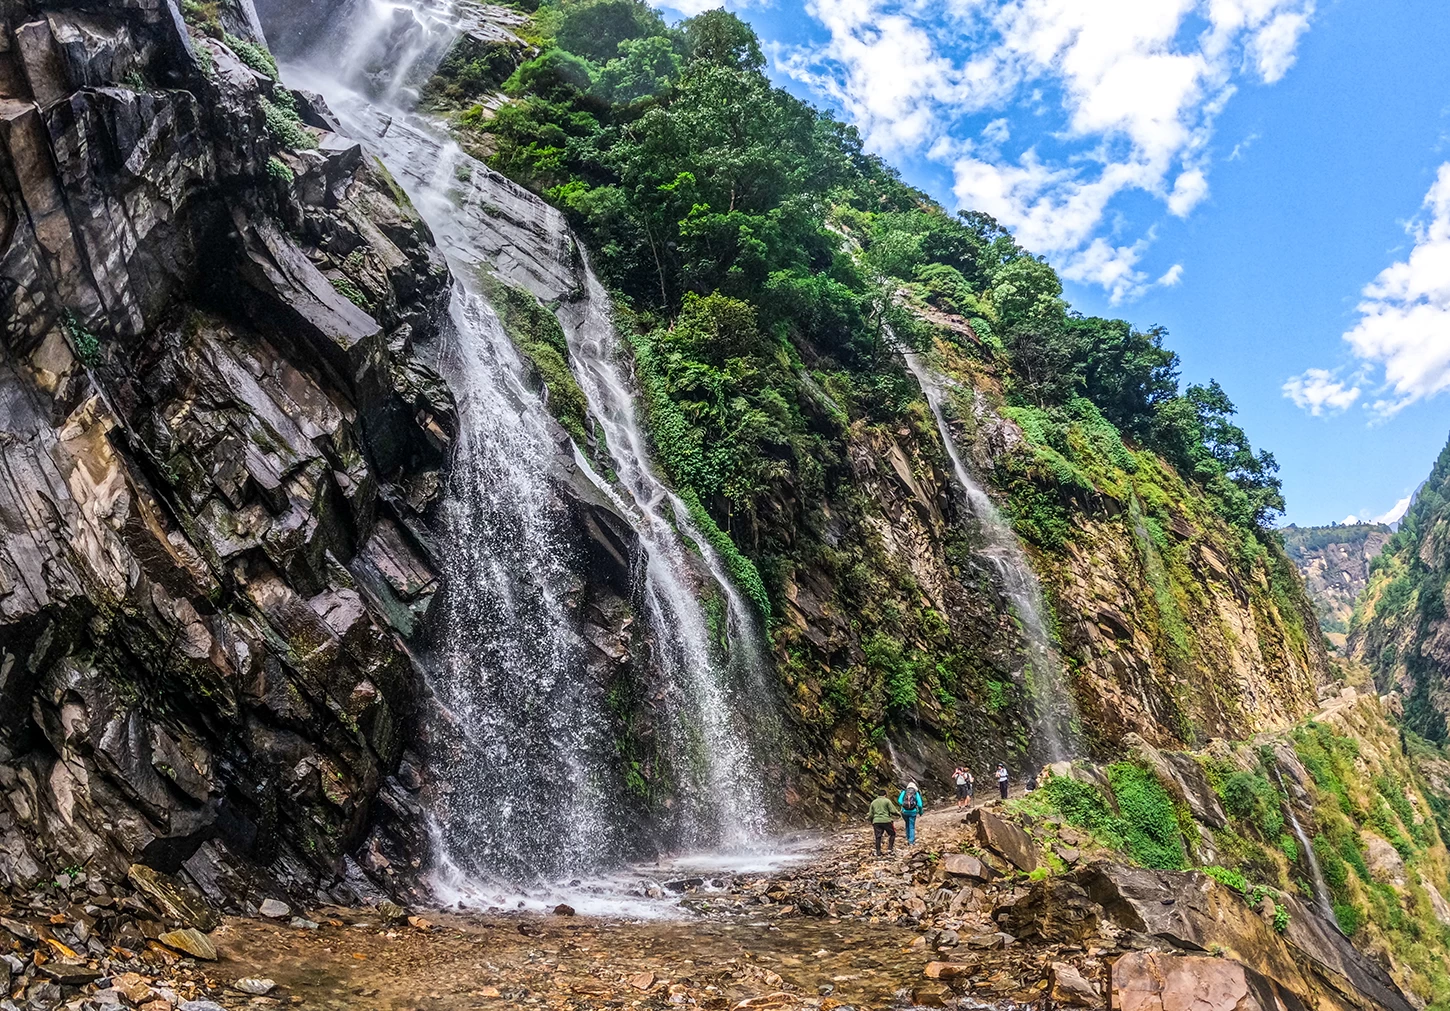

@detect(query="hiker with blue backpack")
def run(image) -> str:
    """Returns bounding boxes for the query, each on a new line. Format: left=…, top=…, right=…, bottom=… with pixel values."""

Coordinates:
left=897, top=781, right=924, bottom=845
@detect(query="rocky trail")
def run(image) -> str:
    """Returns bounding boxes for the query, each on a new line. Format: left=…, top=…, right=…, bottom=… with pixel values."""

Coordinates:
left=0, top=796, right=1128, bottom=1011
left=0, top=776, right=1422, bottom=1010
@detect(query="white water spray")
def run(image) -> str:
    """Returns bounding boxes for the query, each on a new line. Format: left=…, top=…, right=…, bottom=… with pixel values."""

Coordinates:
left=272, top=0, right=778, bottom=887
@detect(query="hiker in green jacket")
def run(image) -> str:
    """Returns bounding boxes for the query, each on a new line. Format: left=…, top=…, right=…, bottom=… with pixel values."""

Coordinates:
left=867, top=794, right=901, bottom=856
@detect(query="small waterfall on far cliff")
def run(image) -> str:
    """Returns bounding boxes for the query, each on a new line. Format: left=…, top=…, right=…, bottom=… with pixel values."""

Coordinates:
left=903, top=351, right=1078, bottom=763
left=1275, top=767, right=1336, bottom=921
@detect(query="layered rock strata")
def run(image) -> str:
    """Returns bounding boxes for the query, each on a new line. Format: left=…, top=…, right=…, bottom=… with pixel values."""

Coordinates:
left=0, top=0, right=455, bottom=908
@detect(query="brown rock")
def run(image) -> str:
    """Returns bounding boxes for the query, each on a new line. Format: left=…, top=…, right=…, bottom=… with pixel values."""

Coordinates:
left=158, top=927, right=217, bottom=961
left=1111, top=951, right=1287, bottom=1011
left=1048, top=962, right=1099, bottom=1007
left=626, top=971, right=654, bottom=990
left=966, top=809, right=1040, bottom=872
left=127, top=865, right=220, bottom=932
left=911, top=985, right=949, bottom=1007
left=941, top=853, right=994, bottom=881
left=923, top=961, right=973, bottom=980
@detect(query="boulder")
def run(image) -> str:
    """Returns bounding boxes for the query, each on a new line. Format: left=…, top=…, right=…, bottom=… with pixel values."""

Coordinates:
left=1048, top=962, right=1099, bottom=1007
left=127, top=865, right=220, bottom=932
left=1361, top=831, right=1406, bottom=885
left=1111, top=951, right=1306, bottom=1011
left=923, top=961, right=972, bottom=980
left=1078, top=863, right=1414, bottom=1011
left=941, top=852, right=994, bottom=881
left=158, top=927, right=217, bottom=961
left=995, top=878, right=1100, bottom=944
left=965, top=808, right=1039, bottom=872
left=258, top=898, right=291, bottom=920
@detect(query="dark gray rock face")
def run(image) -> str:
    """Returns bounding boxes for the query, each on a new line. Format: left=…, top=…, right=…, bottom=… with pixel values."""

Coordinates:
left=0, top=0, right=458, bottom=908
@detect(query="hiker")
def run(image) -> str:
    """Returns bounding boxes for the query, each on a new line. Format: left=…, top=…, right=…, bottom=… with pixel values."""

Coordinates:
left=897, top=781, right=924, bottom=845
left=867, top=793, right=901, bottom=856
left=1025, top=772, right=1039, bottom=792
left=953, top=766, right=973, bottom=809
left=997, top=762, right=1009, bottom=800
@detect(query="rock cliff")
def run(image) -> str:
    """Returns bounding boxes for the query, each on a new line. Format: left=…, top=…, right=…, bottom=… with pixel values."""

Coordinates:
left=1350, top=433, right=1450, bottom=740
left=0, top=0, right=457, bottom=907
left=1283, top=522, right=1392, bottom=647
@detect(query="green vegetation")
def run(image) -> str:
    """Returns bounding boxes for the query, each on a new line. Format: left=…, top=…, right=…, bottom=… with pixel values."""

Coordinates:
left=480, top=276, right=592, bottom=446
left=62, top=311, right=101, bottom=367
left=330, top=276, right=370, bottom=312
left=265, top=155, right=294, bottom=185
left=1033, top=764, right=1186, bottom=870
left=224, top=32, right=279, bottom=79
left=262, top=92, right=317, bottom=151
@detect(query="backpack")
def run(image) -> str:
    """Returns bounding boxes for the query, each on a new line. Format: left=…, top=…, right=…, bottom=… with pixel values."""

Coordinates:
left=905, top=787, right=919, bottom=810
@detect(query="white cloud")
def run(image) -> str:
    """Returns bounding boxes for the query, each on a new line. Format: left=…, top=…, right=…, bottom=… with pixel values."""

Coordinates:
left=1373, top=494, right=1413, bottom=525
left=1158, top=263, right=1185, bottom=287
left=779, top=0, right=1315, bottom=299
left=1167, top=168, right=1210, bottom=217
left=1341, top=514, right=1361, bottom=525
left=1289, top=162, right=1450, bottom=418
left=1281, top=367, right=1361, bottom=416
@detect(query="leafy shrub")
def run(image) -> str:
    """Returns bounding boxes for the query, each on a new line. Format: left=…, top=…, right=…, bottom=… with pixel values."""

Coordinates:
left=1204, top=865, right=1247, bottom=893
left=1106, top=762, right=1188, bottom=870
left=62, top=311, right=101, bottom=367
left=330, top=276, right=370, bottom=311
left=265, top=156, right=294, bottom=185
left=1220, top=771, right=1284, bottom=839
left=863, top=632, right=918, bottom=715
left=262, top=96, right=316, bottom=151
left=1334, top=901, right=1363, bottom=936
left=1272, top=903, right=1291, bottom=934
left=224, top=32, right=278, bottom=79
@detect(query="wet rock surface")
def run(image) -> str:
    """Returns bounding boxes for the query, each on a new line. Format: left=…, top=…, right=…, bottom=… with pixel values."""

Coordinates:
left=0, top=0, right=457, bottom=910
left=0, top=801, right=1423, bottom=1010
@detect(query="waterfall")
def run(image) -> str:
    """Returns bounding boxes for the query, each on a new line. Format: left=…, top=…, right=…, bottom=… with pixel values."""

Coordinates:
left=272, top=0, right=777, bottom=887
left=902, top=351, right=1077, bottom=764
left=555, top=266, right=778, bottom=848
left=1275, top=768, right=1336, bottom=922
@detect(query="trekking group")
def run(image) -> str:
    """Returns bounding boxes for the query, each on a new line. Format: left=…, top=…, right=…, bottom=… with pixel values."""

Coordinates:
left=866, top=761, right=1014, bottom=856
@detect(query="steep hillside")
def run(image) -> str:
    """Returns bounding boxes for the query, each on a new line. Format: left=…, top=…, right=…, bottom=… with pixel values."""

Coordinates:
left=1351, top=435, right=1450, bottom=740
left=1284, top=522, right=1393, bottom=646
left=1011, top=687, right=1450, bottom=1009
left=422, top=0, right=1329, bottom=807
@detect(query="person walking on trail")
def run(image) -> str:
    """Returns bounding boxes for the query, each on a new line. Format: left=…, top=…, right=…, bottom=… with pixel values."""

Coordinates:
left=868, top=793, right=900, bottom=856
left=897, top=782, right=924, bottom=845
left=997, top=762, right=1009, bottom=800
left=953, top=766, right=974, bottom=808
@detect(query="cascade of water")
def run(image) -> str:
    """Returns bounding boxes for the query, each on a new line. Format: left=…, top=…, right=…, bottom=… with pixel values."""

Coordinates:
left=902, top=351, right=1077, bottom=763
left=1275, top=768, right=1336, bottom=921
left=277, top=1, right=777, bottom=878
left=556, top=267, right=777, bottom=848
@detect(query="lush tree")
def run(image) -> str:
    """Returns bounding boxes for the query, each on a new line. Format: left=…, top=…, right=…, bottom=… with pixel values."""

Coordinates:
left=683, top=9, right=764, bottom=71
left=553, top=0, right=667, bottom=63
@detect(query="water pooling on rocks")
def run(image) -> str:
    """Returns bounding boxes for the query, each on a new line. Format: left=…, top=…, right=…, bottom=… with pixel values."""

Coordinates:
left=903, top=352, right=1079, bottom=765
left=272, top=0, right=781, bottom=893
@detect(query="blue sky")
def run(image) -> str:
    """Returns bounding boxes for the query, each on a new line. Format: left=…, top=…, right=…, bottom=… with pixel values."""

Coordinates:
left=653, top=0, right=1450, bottom=526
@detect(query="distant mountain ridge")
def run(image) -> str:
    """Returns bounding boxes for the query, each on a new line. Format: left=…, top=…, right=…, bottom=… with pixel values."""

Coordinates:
left=1283, top=522, right=1393, bottom=646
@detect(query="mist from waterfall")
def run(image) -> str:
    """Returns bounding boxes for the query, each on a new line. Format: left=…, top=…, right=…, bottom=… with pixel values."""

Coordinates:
left=270, top=0, right=778, bottom=888
left=903, top=351, right=1078, bottom=764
